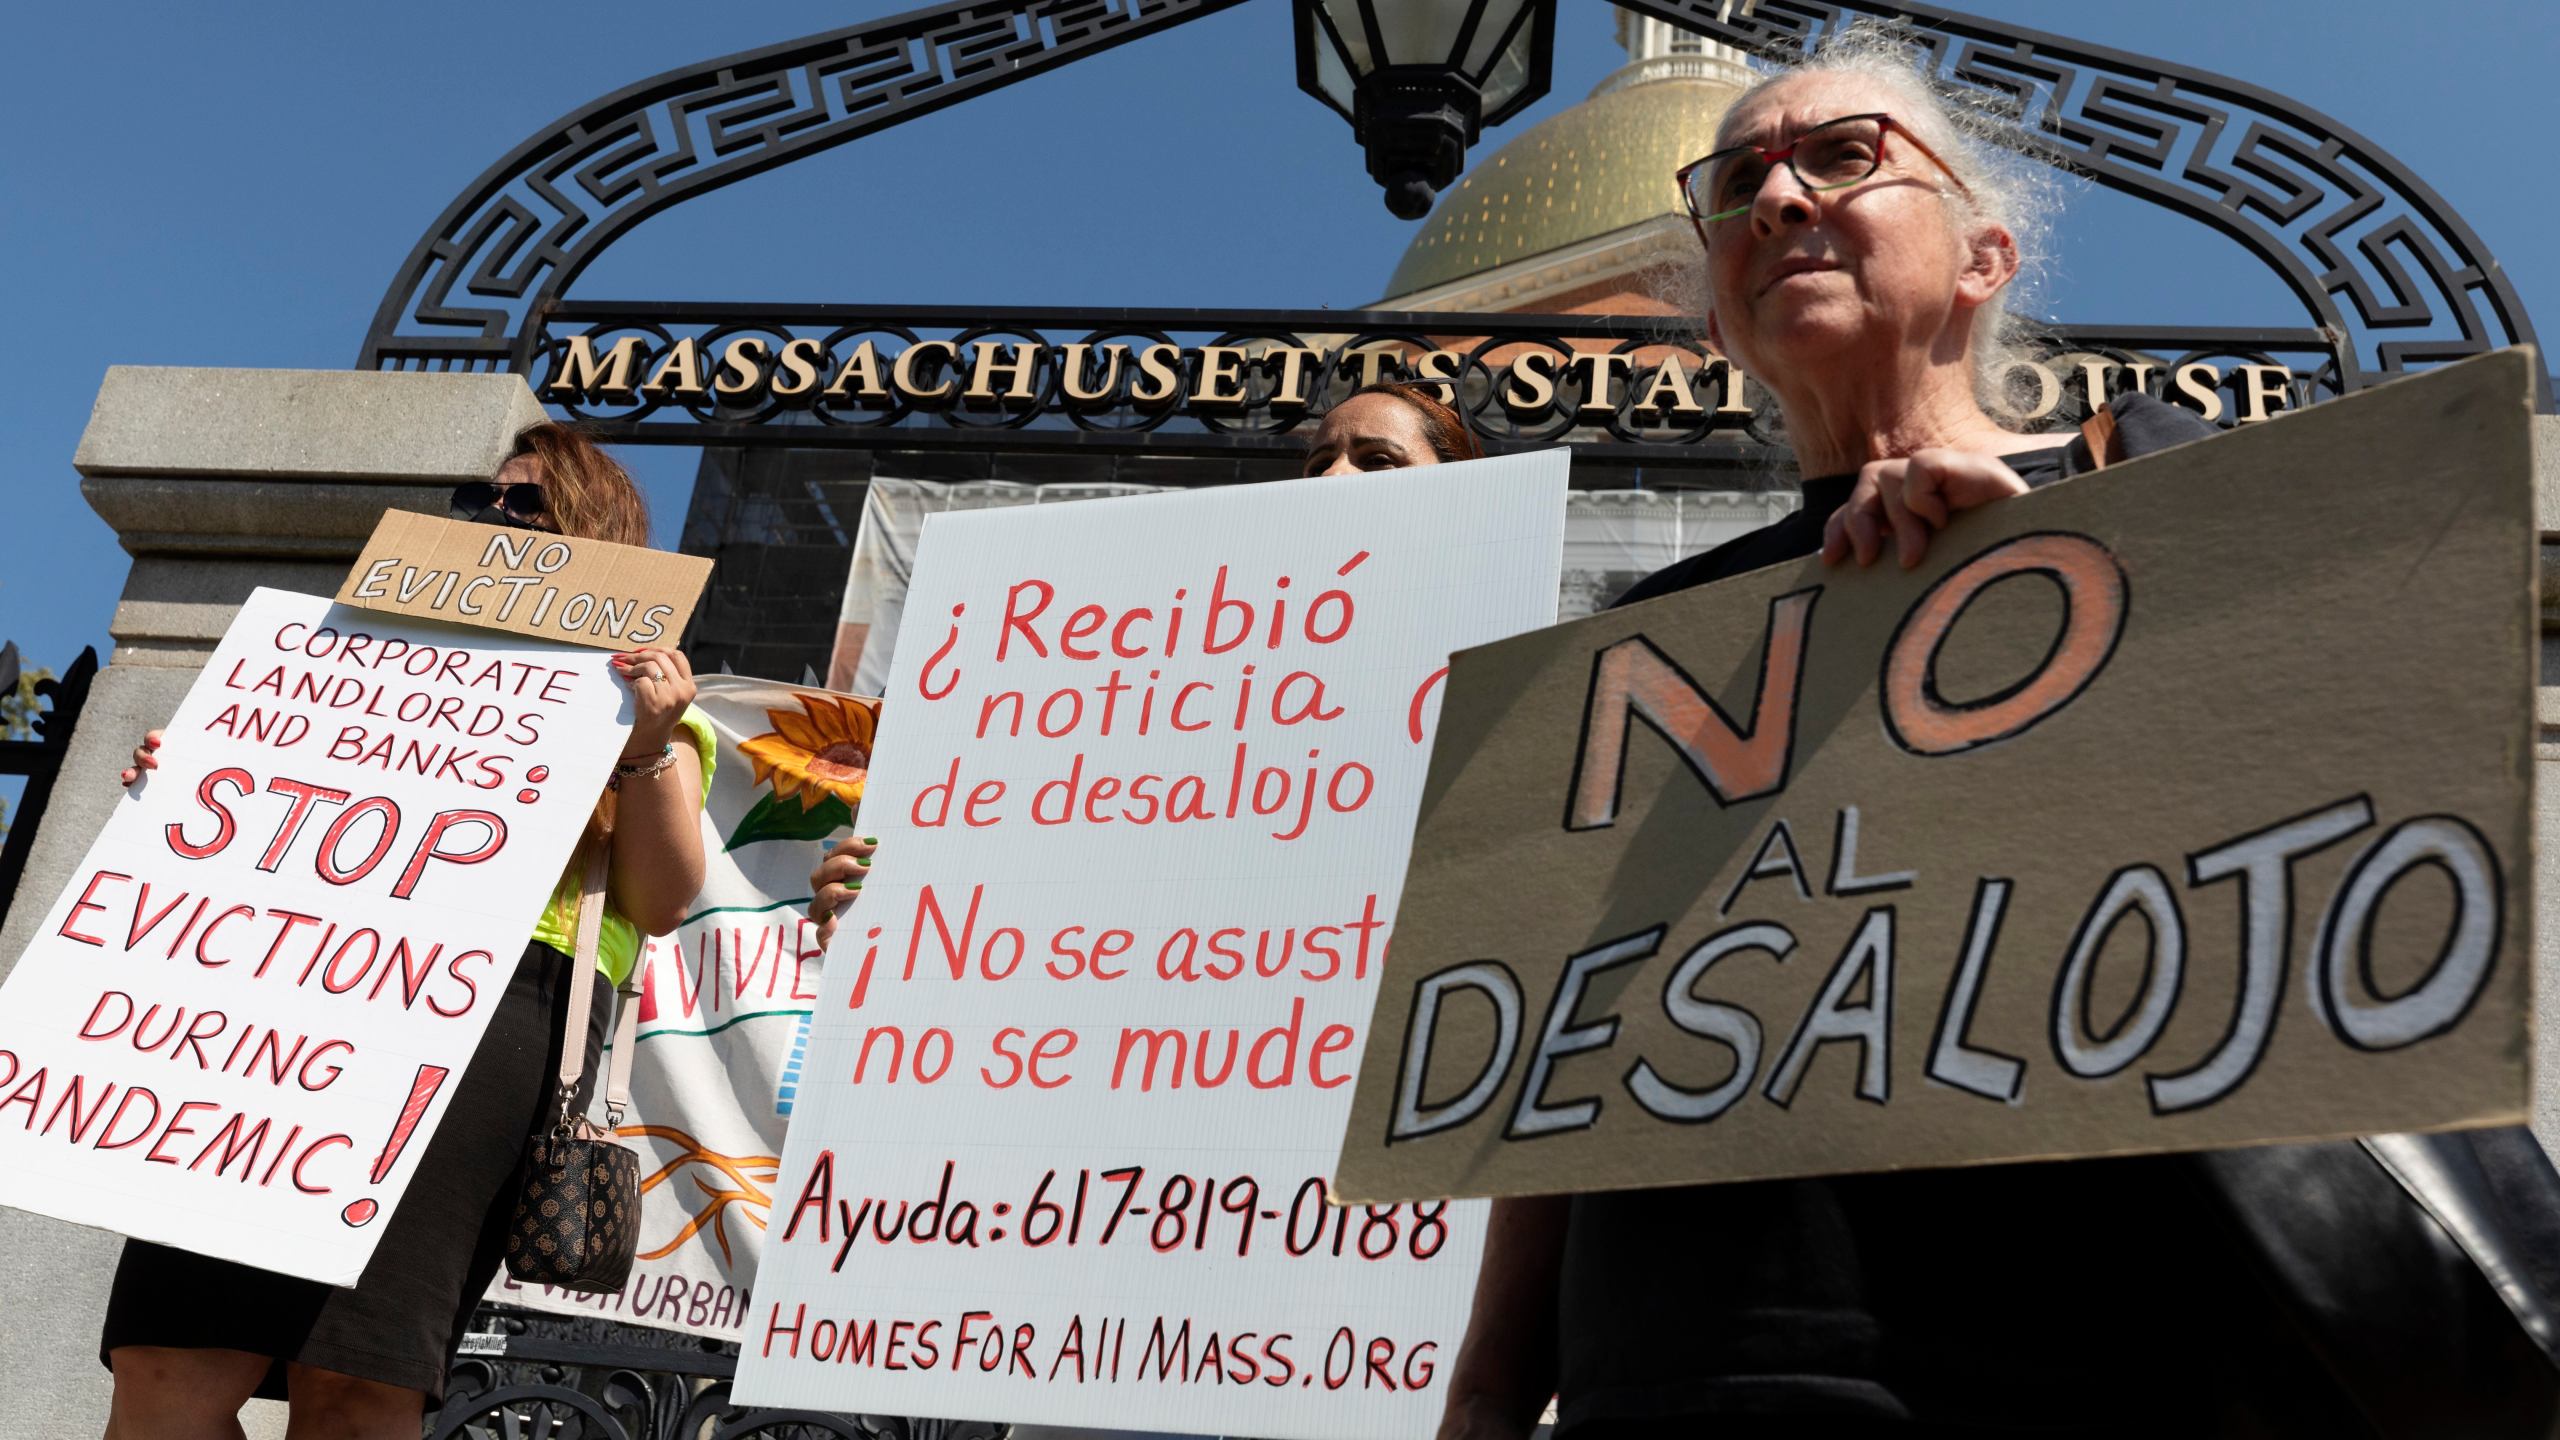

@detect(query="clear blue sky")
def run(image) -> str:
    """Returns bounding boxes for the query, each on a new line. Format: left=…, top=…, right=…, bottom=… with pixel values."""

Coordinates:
left=3, top=0, right=2554, bottom=695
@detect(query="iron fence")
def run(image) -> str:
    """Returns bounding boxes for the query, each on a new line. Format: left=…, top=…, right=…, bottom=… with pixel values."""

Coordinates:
left=435, top=1304, right=1010, bottom=1440
left=0, top=646, right=99, bottom=930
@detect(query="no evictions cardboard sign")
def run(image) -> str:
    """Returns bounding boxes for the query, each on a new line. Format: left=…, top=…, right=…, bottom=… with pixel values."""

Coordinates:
left=338, top=511, right=712, bottom=651
left=1334, top=349, right=2539, bottom=1203
left=735, top=453, right=1568, bottom=1438
left=0, top=589, right=629, bottom=1284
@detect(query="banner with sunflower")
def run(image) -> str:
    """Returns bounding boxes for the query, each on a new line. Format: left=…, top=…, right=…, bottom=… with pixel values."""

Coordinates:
left=729, top=690, right=879, bottom=847
left=489, top=675, right=879, bottom=1338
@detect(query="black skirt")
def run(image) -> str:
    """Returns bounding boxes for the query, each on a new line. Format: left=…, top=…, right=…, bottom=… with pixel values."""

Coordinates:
left=99, top=941, right=607, bottom=1402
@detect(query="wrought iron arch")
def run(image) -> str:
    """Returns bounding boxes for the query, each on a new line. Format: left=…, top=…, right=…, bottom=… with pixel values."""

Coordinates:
left=1623, top=0, right=2544, bottom=405
left=358, top=1, right=2543, bottom=391
left=358, top=0, right=1248, bottom=373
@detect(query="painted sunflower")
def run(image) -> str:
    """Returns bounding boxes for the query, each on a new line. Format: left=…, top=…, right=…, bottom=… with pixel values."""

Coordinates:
left=739, top=693, right=880, bottom=811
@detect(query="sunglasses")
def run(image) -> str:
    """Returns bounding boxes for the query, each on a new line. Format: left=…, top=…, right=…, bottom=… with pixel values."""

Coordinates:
left=450, top=480, right=548, bottom=519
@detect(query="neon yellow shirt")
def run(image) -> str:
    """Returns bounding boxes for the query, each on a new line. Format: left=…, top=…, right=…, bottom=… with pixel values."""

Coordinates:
left=530, top=708, right=716, bottom=986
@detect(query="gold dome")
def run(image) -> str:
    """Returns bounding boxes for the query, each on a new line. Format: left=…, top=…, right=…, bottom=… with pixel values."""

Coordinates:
left=1383, top=59, right=1749, bottom=301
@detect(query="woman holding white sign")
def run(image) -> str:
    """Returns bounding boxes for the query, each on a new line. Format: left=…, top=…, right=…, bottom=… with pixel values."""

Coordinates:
left=1438, top=25, right=2560, bottom=1440
left=100, top=424, right=715, bottom=1440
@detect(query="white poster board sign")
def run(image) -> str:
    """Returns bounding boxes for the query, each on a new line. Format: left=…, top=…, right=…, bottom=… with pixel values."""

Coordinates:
left=737, top=453, right=1569, bottom=1437
left=0, top=589, right=626, bottom=1285
left=830, top=477, right=1795, bottom=691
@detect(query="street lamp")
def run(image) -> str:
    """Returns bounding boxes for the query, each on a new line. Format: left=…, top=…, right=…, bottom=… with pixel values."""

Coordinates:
left=1294, top=0, right=1557, bottom=220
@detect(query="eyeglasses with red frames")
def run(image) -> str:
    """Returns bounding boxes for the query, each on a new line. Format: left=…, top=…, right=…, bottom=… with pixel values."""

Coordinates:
left=1675, top=112, right=1970, bottom=239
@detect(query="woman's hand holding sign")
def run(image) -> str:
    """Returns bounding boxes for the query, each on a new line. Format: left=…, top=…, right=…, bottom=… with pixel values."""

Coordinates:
left=116, top=729, right=164, bottom=788
left=809, top=835, right=878, bottom=948
left=612, top=645, right=698, bottom=751
left=1821, top=448, right=2032, bottom=569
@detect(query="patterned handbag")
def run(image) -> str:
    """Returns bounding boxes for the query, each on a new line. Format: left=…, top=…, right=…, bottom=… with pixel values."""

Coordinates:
left=503, top=843, right=645, bottom=1294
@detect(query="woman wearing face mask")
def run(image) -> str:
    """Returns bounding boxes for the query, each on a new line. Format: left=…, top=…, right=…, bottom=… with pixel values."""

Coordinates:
left=802, top=380, right=1486, bottom=945
left=100, top=423, right=713, bottom=1440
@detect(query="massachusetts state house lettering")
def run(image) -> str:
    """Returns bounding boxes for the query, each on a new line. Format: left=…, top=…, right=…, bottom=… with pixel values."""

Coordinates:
left=540, top=326, right=2304, bottom=427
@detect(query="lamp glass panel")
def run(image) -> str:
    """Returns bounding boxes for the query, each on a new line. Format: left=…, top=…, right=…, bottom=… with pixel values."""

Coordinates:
left=1315, top=0, right=1377, bottom=72
left=1463, top=0, right=1538, bottom=75
left=1372, top=0, right=1477, bottom=65
left=1305, top=5, right=1358, bottom=111
left=1480, top=12, right=1539, bottom=111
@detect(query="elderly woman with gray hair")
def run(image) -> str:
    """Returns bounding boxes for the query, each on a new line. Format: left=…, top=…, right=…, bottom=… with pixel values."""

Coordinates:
left=1439, top=27, right=2560, bottom=1440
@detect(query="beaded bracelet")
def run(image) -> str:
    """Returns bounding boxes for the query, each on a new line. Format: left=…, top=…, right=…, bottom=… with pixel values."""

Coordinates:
left=607, top=743, right=677, bottom=791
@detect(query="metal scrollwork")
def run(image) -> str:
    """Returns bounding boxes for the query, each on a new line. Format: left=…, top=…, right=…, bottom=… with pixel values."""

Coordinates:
left=360, top=0, right=1248, bottom=373
left=365, top=0, right=2541, bottom=416
left=1624, top=0, right=2544, bottom=406
left=432, top=1308, right=1010, bottom=1440
left=0, top=646, right=100, bottom=928
left=431, top=1381, right=627, bottom=1440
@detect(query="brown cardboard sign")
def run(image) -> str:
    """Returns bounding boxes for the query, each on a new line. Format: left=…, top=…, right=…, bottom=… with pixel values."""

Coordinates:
left=1334, top=349, right=2539, bottom=1203
left=337, top=511, right=710, bottom=650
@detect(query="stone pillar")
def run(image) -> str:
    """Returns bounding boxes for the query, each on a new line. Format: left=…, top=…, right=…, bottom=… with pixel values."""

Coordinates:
left=0, top=366, right=546, bottom=1440
left=2537, top=413, right=2560, bottom=1160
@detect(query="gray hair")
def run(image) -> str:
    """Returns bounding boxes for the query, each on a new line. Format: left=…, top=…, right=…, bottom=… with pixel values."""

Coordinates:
left=1710, top=21, right=2062, bottom=425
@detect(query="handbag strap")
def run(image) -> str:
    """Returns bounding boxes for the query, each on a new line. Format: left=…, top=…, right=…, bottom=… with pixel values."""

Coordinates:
left=554, top=839, right=610, bottom=1116
left=603, top=976, right=641, bottom=1128
left=2078, top=408, right=2120, bottom=471
left=556, top=836, right=646, bottom=1130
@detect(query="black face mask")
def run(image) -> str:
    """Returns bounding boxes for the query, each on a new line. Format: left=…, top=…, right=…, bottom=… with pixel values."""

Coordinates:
left=452, top=502, right=547, bottom=530
left=453, top=502, right=537, bottom=530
